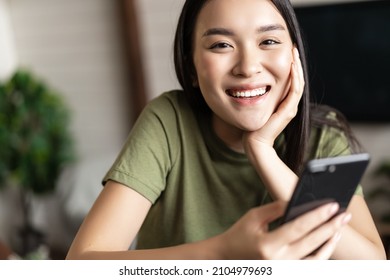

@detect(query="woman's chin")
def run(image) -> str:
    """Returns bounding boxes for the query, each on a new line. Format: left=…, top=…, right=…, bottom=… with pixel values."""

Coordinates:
left=238, top=120, right=269, bottom=132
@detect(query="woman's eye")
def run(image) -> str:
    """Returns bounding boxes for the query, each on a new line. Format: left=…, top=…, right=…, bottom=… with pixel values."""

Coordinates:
left=210, top=42, right=232, bottom=49
left=261, top=39, right=280, bottom=46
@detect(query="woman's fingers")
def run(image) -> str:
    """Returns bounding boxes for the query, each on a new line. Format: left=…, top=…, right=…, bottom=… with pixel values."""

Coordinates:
left=274, top=203, right=340, bottom=244
left=292, top=47, right=305, bottom=98
left=223, top=201, right=350, bottom=259
left=220, top=201, right=287, bottom=259
left=304, top=232, right=341, bottom=260
left=249, top=47, right=305, bottom=145
left=267, top=202, right=351, bottom=259
left=288, top=212, right=351, bottom=259
left=251, top=200, right=287, bottom=226
left=273, top=47, right=304, bottom=123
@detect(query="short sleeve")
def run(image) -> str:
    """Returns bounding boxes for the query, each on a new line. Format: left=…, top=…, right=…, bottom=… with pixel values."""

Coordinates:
left=102, top=93, right=180, bottom=203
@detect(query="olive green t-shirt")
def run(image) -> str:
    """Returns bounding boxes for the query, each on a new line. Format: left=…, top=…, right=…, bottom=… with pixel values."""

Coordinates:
left=103, top=90, right=360, bottom=249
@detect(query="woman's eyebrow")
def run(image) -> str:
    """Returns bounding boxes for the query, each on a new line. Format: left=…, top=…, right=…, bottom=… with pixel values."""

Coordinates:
left=202, top=28, right=234, bottom=37
left=258, top=23, right=286, bottom=33
left=202, top=23, right=286, bottom=37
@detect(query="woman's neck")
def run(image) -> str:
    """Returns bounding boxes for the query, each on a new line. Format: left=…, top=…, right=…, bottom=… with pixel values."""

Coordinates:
left=212, top=114, right=245, bottom=153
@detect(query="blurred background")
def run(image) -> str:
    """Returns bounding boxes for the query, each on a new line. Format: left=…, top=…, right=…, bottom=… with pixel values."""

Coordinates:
left=0, top=0, right=389, bottom=259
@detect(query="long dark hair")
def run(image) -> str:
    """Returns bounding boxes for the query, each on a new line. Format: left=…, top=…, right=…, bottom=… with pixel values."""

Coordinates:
left=173, top=0, right=354, bottom=174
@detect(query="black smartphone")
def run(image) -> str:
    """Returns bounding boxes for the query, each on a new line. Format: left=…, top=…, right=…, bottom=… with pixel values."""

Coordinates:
left=280, top=153, right=370, bottom=224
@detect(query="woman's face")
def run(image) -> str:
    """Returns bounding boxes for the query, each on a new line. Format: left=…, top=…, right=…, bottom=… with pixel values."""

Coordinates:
left=193, top=0, right=294, bottom=132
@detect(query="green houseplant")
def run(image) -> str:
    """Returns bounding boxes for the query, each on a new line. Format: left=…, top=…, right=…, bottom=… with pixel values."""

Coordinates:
left=0, top=70, right=75, bottom=258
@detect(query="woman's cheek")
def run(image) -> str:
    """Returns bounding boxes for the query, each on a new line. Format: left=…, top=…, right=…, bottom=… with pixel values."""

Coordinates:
left=272, top=50, right=293, bottom=102
left=194, top=54, right=219, bottom=86
left=273, top=49, right=293, bottom=78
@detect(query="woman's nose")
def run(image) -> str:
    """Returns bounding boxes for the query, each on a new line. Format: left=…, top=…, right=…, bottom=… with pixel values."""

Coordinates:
left=232, top=47, right=263, bottom=78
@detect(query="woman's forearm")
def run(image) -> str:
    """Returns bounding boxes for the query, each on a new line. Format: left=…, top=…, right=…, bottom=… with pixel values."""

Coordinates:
left=246, top=142, right=298, bottom=201
left=330, top=196, right=386, bottom=259
left=66, top=235, right=224, bottom=260
left=332, top=225, right=386, bottom=259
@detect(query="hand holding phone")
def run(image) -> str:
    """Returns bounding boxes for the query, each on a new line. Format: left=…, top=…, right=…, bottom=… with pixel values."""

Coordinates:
left=280, top=153, right=370, bottom=224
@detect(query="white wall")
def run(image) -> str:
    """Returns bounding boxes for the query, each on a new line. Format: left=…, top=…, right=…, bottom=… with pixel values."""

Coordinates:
left=0, top=0, right=132, bottom=255
left=0, top=0, right=17, bottom=80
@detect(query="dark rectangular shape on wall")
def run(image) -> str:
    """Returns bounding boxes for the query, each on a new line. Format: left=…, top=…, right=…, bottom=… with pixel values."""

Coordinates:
left=295, top=0, right=390, bottom=122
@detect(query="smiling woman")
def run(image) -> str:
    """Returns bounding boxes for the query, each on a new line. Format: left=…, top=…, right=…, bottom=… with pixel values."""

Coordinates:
left=66, top=0, right=385, bottom=260
left=193, top=0, right=294, bottom=135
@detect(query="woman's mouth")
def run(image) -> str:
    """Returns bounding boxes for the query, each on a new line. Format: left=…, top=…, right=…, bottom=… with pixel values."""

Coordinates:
left=226, top=86, right=271, bottom=98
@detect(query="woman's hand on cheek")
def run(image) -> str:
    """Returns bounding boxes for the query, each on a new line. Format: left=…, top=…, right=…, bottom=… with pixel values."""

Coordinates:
left=241, top=48, right=304, bottom=201
left=243, top=47, right=305, bottom=150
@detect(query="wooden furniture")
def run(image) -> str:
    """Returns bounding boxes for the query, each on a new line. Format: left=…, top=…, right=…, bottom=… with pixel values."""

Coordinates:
left=0, top=240, right=12, bottom=260
left=119, top=0, right=148, bottom=121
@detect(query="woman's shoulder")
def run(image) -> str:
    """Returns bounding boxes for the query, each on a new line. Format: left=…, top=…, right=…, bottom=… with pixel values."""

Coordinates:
left=310, top=103, right=354, bottom=135
left=136, top=89, right=199, bottom=132
left=150, top=89, right=189, bottom=105
left=310, top=104, right=344, bottom=124
left=307, top=103, right=362, bottom=158
left=138, top=90, right=192, bottom=121
left=146, top=90, right=184, bottom=109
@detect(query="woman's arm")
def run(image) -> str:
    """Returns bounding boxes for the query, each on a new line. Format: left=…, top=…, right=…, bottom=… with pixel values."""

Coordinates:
left=244, top=142, right=298, bottom=201
left=243, top=47, right=303, bottom=201
left=331, top=195, right=386, bottom=259
left=65, top=181, right=221, bottom=259
left=66, top=181, right=349, bottom=260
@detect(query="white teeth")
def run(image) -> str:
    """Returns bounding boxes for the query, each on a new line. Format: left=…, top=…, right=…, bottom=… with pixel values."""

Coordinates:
left=230, top=88, right=267, bottom=98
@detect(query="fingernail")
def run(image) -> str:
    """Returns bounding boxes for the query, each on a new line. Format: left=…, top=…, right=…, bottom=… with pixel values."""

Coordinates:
left=294, top=47, right=300, bottom=58
left=328, top=203, right=339, bottom=215
left=342, top=213, right=352, bottom=225
left=334, top=232, right=342, bottom=242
